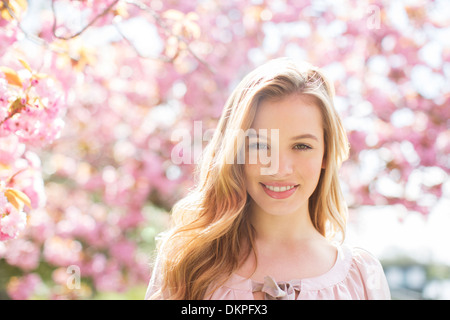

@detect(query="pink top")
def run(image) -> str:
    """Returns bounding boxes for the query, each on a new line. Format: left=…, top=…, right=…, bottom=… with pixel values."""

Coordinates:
left=145, top=245, right=391, bottom=300
left=205, top=245, right=391, bottom=300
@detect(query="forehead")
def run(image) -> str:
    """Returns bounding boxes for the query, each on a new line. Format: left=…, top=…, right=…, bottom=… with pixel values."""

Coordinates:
left=251, top=94, right=324, bottom=137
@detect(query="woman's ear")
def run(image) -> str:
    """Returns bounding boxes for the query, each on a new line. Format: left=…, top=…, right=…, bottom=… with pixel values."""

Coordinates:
left=321, top=154, right=326, bottom=169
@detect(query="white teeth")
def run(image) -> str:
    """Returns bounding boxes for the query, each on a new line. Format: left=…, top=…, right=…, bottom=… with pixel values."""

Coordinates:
left=263, top=184, right=296, bottom=192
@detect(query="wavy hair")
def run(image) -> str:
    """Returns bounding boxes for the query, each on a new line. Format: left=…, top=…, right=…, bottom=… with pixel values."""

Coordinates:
left=149, top=58, right=349, bottom=300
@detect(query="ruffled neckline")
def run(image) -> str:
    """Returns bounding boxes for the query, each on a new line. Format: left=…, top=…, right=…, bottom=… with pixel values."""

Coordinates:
left=227, top=245, right=353, bottom=299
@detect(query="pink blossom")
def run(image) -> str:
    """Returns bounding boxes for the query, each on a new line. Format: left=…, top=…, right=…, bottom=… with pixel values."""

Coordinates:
left=0, top=26, right=16, bottom=56
left=43, top=236, right=83, bottom=267
left=80, top=253, right=108, bottom=277
left=93, top=262, right=126, bottom=293
left=26, top=208, right=54, bottom=243
left=109, top=239, right=136, bottom=267
left=0, top=203, right=27, bottom=241
left=0, top=191, right=7, bottom=208
left=7, top=273, right=42, bottom=300
left=0, top=136, right=26, bottom=165
left=3, top=239, right=40, bottom=271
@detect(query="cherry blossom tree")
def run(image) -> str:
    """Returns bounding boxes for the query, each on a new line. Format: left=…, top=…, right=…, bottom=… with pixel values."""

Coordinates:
left=0, top=0, right=448, bottom=299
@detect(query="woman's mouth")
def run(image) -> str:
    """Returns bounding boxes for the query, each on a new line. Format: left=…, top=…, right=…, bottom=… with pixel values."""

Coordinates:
left=260, top=183, right=299, bottom=199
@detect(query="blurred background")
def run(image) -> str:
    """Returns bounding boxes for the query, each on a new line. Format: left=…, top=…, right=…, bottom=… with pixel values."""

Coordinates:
left=0, top=0, right=449, bottom=299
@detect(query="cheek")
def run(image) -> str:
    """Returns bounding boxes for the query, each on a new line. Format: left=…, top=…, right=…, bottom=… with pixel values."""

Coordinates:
left=300, top=157, right=324, bottom=185
left=243, top=163, right=262, bottom=195
left=244, top=163, right=258, bottom=185
left=304, top=156, right=323, bottom=171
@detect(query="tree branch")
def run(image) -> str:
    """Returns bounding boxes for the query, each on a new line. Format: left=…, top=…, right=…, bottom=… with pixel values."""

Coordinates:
left=124, top=0, right=216, bottom=74
left=3, top=0, right=214, bottom=73
left=1, top=0, right=78, bottom=59
left=112, top=22, right=175, bottom=63
left=51, top=0, right=120, bottom=40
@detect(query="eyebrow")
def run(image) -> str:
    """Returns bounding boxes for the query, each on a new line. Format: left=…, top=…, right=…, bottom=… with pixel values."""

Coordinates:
left=291, top=134, right=319, bottom=141
left=247, top=132, right=319, bottom=141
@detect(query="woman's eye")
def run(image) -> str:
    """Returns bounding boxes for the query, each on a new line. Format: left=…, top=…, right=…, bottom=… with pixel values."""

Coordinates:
left=294, top=144, right=312, bottom=150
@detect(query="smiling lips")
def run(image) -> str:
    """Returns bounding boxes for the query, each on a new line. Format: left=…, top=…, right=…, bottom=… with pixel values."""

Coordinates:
left=260, top=183, right=299, bottom=199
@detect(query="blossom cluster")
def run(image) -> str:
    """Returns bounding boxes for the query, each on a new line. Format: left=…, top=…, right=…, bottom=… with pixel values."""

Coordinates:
left=0, top=60, right=64, bottom=243
left=0, top=186, right=27, bottom=241
left=0, top=61, right=65, bottom=146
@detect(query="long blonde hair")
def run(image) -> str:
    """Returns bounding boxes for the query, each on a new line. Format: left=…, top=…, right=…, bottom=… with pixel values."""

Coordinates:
left=152, top=58, right=349, bottom=299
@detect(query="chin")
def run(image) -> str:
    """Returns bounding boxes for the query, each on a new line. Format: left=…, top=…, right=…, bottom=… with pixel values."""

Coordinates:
left=249, top=196, right=306, bottom=217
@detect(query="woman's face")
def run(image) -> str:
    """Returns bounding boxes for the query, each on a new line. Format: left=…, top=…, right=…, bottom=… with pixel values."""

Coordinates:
left=244, top=93, right=325, bottom=217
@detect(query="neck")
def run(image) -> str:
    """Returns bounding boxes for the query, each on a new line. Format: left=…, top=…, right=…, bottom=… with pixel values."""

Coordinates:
left=248, top=201, right=321, bottom=244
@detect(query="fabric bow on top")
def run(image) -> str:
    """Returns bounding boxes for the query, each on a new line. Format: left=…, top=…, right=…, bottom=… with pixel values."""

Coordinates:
left=252, top=276, right=301, bottom=300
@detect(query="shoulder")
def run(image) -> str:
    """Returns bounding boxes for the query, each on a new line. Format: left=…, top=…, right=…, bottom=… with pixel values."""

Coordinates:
left=342, top=244, right=391, bottom=299
left=344, top=245, right=385, bottom=277
left=349, top=246, right=383, bottom=268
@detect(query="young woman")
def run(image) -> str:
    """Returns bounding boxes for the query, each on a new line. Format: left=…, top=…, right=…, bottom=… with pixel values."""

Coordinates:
left=146, top=58, right=391, bottom=300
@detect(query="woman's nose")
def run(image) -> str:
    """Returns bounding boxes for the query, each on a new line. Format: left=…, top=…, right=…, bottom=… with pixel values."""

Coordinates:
left=260, top=147, right=294, bottom=177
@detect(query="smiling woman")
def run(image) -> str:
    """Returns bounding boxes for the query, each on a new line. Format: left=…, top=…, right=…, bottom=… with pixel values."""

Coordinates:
left=146, top=57, right=391, bottom=300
